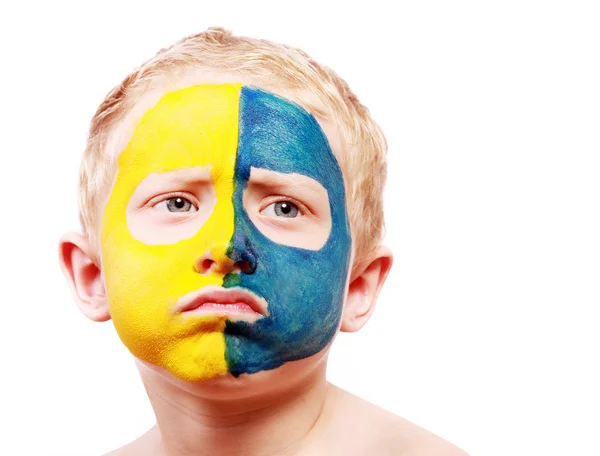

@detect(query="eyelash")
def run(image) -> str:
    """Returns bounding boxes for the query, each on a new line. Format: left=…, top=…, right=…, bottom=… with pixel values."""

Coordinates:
left=260, top=196, right=310, bottom=217
left=145, top=192, right=311, bottom=216
left=147, top=192, right=199, bottom=210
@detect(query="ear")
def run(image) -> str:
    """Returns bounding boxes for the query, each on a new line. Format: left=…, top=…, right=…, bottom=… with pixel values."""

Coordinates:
left=58, top=232, right=110, bottom=322
left=341, top=245, right=393, bottom=333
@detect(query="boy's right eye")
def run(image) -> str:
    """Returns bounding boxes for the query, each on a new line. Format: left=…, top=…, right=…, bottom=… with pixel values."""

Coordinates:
left=152, top=196, right=198, bottom=213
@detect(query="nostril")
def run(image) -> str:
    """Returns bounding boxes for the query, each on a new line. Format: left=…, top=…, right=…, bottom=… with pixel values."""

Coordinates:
left=197, top=258, right=216, bottom=274
left=234, top=258, right=256, bottom=274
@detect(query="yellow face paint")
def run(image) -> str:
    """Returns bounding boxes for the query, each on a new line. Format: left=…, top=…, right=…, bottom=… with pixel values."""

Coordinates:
left=101, top=84, right=241, bottom=381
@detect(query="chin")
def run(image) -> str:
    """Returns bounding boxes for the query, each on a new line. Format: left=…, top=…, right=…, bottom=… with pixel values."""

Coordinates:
left=134, top=344, right=332, bottom=400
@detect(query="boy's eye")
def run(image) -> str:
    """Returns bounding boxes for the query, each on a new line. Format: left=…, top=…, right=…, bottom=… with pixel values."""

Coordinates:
left=262, top=201, right=300, bottom=218
left=154, top=196, right=198, bottom=213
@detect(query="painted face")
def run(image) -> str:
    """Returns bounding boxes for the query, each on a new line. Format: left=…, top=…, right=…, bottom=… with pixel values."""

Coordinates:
left=101, top=84, right=351, bottom=381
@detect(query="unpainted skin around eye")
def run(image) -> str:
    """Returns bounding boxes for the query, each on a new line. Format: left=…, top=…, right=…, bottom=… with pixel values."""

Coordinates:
left=243, top=167, right=332, bottom=250
left=126, top=165, right=332, bottom=250
left=126, top=166, right=216, bottom=245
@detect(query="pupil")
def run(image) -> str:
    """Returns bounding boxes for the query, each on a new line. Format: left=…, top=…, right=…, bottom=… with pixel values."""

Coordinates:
left=175, top=198, right=185, bottom=208
left=280, top=203, right=291, bottom=214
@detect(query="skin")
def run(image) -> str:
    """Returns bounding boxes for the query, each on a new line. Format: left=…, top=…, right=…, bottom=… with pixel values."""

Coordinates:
left=100, top=83, right=352, bottom=381
left=59, top=78, right=467, bottom=456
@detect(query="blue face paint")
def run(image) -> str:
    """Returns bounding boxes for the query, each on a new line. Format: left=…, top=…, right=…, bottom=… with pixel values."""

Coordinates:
left=223, top=87, right=352, bottom=376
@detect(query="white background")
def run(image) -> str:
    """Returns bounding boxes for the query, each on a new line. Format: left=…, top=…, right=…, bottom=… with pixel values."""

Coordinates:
left=0, top=1, right=598, bottom=455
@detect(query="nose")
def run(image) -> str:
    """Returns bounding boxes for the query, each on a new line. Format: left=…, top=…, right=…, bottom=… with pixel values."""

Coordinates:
left=195, top=249, right=257, bottom=275
left=228, top=234, right=258, bottom=274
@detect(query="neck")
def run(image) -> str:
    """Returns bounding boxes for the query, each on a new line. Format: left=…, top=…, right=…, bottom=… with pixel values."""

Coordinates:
left=137, top=357, right=331, bottom=456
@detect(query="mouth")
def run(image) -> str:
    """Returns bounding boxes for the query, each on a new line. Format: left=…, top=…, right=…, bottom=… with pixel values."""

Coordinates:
left=174, top=285, right=269, bottom=322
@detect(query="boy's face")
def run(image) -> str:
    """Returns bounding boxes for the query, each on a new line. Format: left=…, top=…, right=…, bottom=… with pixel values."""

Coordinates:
left=101, top=83, right=351, bottom=381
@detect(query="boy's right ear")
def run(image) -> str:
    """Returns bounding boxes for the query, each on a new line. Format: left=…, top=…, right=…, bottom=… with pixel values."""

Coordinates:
left=58, top=233, right=110, bottom=322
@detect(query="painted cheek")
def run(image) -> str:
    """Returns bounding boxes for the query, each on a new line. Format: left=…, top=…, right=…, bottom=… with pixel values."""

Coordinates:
left=223, top=87, right=352, bottom=376
left=100, top=84, right=242, bottom=381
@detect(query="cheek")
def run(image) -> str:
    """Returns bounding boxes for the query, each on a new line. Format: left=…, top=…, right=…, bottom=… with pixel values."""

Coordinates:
left=261, top=203, right=352, bottom=339
left=99, top=179, right=235, bottom=349
left=247, top=199, right=351, bottom=319
left=222, top=219, right=351, bottom=376
left=267, top=242, right=347, bottom=318
left=101, top=234, right=216, bottom=340
left=100, top=193, right=236, bottom=381
left=223, top=195, right=351, bottom=374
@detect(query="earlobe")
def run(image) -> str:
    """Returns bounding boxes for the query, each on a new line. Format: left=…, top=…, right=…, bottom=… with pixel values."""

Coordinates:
left=58, top=233, right=110, bottom=322
left=341, top=246, right=393, bottom=333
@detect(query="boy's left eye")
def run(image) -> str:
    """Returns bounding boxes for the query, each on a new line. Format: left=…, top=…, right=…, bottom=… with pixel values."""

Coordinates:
left=153, top=196, right=198, bottom=213
left=261, top=201, right=300, bottom=218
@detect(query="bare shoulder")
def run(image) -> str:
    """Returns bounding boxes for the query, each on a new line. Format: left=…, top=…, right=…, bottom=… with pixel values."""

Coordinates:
left=322, top=385, right=468, bottom=455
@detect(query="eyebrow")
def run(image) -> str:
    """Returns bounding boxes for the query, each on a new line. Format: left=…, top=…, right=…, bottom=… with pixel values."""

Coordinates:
left=247, top=167, right=327, bottom=198
left=148, top=166, right=213, bottom=185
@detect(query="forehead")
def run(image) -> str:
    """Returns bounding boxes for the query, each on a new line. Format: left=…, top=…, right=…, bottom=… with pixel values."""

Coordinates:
left=118, top=83, right=344, bottom=188
left=112, top=76, right=344, bottom=164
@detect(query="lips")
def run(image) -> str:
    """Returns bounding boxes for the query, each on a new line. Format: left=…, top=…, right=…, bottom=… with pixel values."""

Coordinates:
left=174, top=285, right=269, bottom=321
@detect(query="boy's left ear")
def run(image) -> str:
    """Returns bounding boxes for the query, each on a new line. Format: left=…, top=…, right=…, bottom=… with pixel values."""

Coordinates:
left=341, top=246, right=393, bottom=333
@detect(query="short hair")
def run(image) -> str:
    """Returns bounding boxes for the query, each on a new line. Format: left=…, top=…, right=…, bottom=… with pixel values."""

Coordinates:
left=79, top=26, right=387, bottom=268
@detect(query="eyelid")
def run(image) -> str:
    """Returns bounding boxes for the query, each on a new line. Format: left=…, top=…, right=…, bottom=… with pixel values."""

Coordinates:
left=146, top=191, right=200, bottom=209
left=259, top=195, right=311, bottom=217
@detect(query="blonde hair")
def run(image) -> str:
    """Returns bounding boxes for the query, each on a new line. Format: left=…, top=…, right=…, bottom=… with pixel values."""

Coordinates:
left=80, top=27, right=387, bottom=268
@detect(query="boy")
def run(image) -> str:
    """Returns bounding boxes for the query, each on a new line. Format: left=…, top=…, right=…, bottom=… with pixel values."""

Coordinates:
left=59, top=27, right=467, bottom=456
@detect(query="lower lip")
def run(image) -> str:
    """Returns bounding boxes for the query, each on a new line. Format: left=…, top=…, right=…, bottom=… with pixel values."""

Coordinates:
left=182, top=302, right=262, bottom=320
left=197, top=302, right=255, bottom=312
